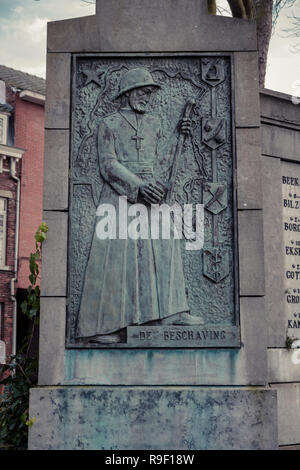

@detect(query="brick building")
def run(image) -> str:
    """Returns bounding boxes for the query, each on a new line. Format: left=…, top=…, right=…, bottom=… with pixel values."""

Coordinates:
left=0, top=66, right=45, bottom=364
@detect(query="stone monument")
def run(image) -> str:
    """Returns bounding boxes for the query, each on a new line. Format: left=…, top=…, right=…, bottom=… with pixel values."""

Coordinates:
left=28, top=0, right=278, bottom=449
left=260, top=89, right=300, bottom=448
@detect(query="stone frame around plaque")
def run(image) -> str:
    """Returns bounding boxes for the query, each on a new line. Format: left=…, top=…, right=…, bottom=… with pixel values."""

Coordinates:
left=39, top=1, right=266, bottom=386
left=65, top=52, right=241, bottom=349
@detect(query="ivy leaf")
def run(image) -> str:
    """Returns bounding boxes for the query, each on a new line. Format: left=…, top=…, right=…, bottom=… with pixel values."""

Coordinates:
left=39, top=222, right=48, bottom=233
left=21, top=301, right=27, bottom=314
left=35, top=232, right=46, bottom=243
left=26, top=417, right=36, bottom=428
left=20, top=413, right=28, bottom=425
left=29, top=274, right=37, bottom=285
left=28, top=308, right=37, bottom=319
left=0, top=364, right=11, bottom=375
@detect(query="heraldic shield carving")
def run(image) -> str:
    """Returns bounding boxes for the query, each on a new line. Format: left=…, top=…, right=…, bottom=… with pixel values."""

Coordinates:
left=203, top=182, right=228, bottom=215
left=203, top=247, right=230, bottom=283
left=67, top=55, right=240, bottom=349
left=201, top=58, right=226, bottom=87
left=202, top=118, right=226, bottom=150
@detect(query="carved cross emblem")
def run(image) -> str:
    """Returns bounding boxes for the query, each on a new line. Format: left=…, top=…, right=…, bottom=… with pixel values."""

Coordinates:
left=131, top=134, right=144, bottom=150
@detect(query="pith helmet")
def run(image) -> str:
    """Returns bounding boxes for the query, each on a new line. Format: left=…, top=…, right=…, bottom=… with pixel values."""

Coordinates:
left=115, top=67, right=160, bottom=98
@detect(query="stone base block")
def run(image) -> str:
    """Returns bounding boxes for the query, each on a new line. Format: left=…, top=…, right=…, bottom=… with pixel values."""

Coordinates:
left=270, top=383, right=300, bottom=446
left=28, top=387, right=278, bottom=450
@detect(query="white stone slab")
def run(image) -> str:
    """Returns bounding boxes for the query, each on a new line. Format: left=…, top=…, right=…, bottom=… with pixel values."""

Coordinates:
left=281, top=161, right=300, bottom=341
left=0, top=340, right=6, bottom=364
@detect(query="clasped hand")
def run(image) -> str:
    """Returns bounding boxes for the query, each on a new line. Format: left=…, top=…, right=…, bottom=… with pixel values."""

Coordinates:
left=179, top=117, right=192, bottom=135
left=140, top=119, right=191, bottom=204
left=140, top=182, right=165, bottom=204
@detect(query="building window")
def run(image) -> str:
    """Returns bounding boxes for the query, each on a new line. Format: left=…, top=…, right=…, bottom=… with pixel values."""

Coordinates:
left=0, top=198, right=7, bottom=266
left=0, top=113, right=8, bottom=145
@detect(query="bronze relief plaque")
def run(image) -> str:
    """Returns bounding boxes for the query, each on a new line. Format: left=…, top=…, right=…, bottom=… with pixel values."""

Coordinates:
left=67, top=55, right=240, bottom=348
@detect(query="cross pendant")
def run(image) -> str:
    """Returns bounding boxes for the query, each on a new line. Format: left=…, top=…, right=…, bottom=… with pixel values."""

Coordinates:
left=131, top=134, right=144, bottom=150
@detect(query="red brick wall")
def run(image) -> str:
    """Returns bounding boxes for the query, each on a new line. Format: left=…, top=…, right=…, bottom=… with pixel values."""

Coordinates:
left=14, top=95, right=44, bottom=289
left=0, top=92, right=44, bottom=367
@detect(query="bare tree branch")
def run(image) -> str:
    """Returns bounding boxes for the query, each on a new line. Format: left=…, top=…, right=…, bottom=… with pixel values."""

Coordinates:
left=244, top=0, right=255, bottom=19
left=216, top=5, right=232, bottom=16
left=227, top=0, right=247, bottom=19
left=208, top=0, right=217, bottom=14
left=283, top=9, right=300, bottom=37
left=272, top=0, right=298, bottom=29
left=254, top=0, right=274, bottom=87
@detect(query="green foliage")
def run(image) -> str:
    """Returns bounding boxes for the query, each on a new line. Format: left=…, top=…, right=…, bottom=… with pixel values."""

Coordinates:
left=0, top=353, right=38, bottom=449
left=0, top=222, right=48, bottom=450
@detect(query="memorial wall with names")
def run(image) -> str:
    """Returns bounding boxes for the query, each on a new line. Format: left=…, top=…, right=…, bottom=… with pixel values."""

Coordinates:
left=282, top=162, right=300, bottom=340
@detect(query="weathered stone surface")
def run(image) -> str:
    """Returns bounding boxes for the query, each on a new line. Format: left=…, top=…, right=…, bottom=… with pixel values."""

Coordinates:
left=238, top=210, right=265, bottom=296
left=28, top=387, right=277, bottom=450
left=268, top=349, right=300, bottom=383
left=239, top=297, right=268, bottom=384
left=261, top=124, right=300, bottom=161
left=48, top=1, right=256, bottom=53
left=127, top=325, right=240, bottom=348
left=33, top=0, right=281, bottom=450
left=262, top=156, right=286, bottom=347
left=60, top=297, right=266, bottom=386
left=45, top=53, right=71, bottom=129
left=234, top=52, right=260, bottom=127
left=260, top=89, right=300, bottom=126
left=43, top=130, right=69, bottom=210
left=270, top=383, right=300, bottom=446
left=38, top=298, right=66, bottom=385
left=236, top=127, right=262, bottom=209
left=40, top=211, right=68, bottom=297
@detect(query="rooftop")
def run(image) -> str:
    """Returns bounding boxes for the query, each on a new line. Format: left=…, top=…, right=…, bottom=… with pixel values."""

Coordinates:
left=0, top=64, right=45, bottom=96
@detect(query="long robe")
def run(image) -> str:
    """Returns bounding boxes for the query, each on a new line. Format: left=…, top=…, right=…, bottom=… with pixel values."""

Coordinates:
left=76, top=109, right=189, bottom=337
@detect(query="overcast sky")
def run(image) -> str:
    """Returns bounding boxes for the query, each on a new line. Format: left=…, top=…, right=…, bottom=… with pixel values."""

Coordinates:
left=0, top=0, right=299, bottom=96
